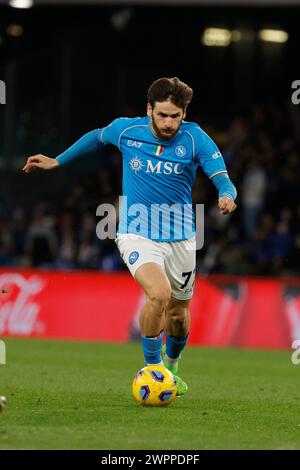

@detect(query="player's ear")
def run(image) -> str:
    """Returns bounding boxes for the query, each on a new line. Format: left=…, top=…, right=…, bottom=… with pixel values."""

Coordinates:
left=147, top=103, right=153, bottom=117
left=182, top=107, right=186, bottom=119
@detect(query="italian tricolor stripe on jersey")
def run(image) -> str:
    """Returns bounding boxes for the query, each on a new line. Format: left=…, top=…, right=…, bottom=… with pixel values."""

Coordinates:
left=154, top=145, right=164, bottom=156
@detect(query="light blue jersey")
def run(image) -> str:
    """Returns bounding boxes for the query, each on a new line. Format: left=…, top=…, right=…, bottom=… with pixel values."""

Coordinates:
left=57, top=116, right=236, bottom=242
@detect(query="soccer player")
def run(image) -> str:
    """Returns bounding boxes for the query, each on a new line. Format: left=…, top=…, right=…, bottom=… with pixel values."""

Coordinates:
left=23, top=77, right=237, bottom=396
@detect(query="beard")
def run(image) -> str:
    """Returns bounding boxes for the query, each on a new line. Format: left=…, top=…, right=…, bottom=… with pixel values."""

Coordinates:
left=151, top=115, right=182, bottom=140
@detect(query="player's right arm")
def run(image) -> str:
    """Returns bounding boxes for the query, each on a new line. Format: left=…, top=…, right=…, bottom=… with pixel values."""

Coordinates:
left=22, top=118, right=129, bottom=173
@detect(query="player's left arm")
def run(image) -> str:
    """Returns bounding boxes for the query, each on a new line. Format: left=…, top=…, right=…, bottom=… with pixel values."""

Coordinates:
left=194, top=126, right=237, bottom=215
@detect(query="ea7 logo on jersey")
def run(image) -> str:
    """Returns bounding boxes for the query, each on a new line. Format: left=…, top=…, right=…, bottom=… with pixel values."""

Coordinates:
left=212, top=151, right=222, bottom=159
left=127, top=140, right=143, bottom=148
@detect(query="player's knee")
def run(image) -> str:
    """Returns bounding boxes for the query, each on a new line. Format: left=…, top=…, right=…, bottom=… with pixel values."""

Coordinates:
left=169, top=307, right=188, bottom=324
left=148, top=285, right=171, bottom=308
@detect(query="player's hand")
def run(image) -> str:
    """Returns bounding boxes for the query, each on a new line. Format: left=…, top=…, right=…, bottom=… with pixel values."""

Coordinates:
left=218, top=196, right=237, bottom=215
left=22, top=154, right=59, bottom=173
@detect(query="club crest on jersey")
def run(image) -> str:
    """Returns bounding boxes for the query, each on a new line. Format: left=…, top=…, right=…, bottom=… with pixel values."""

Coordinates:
left=175, top=145, right=186, bottom=157
left=129, top=251, right=139, bottom=265
left=130, top=156, right=143, bottom=173
left=154, top=145, right=164, bottom=156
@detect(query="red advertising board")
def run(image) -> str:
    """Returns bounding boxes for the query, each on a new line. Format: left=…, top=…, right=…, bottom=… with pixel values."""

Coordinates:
left=0, top=269, right=299, bottom=349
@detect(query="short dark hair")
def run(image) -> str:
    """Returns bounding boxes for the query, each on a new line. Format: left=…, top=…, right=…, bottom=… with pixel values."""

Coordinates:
left=147, top=77, right=193, bottom=110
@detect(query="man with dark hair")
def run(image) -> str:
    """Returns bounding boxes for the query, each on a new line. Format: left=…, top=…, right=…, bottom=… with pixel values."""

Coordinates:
left=147, top=77, right=193, bottom=110
left=23, top=77, right=237, bottom=397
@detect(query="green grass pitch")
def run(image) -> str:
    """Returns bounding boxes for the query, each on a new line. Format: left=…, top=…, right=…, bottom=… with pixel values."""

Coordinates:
left=0, top=338, right=299, bottom=450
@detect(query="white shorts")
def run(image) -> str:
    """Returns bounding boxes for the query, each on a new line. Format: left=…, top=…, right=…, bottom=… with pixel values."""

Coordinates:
left=115, top=234, right=196, bottom=300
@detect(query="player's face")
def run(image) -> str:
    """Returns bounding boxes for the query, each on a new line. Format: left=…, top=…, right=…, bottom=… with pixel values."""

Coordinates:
left=147, top=100, right=186, bottom=140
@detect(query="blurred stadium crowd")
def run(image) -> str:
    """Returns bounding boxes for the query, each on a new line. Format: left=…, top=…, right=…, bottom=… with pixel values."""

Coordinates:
left=0, top=102, right=300, bottom=276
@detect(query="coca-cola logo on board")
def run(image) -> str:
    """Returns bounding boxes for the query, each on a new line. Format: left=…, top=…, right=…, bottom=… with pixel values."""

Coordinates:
left=0, top=273, right=46, bottom=335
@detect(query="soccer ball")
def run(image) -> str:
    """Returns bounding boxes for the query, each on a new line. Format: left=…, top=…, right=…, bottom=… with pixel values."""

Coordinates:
left=132, top=365, right=177, bottom=406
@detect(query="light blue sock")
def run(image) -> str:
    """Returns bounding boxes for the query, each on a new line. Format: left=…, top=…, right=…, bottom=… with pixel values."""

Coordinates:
left=166, top=333, right=188, bottom=360
left=141, top=331, right=164, bottom=365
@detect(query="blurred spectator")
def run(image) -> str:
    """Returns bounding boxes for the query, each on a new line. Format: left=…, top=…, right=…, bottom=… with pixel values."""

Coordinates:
left=268, top=221, right=293, bottom=274
left=11, top=208, right=27, bottom=262
left=25, top=207, right=58, bottom=268
left=241, top=158, right=266, bottom=240
left=0, top=217, right=14, bottom=266
left=77, top=232, right=99, bottom=269
left=56, top=228, right=77, bottom=270
left=287, top=234, right=300, bottom=276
